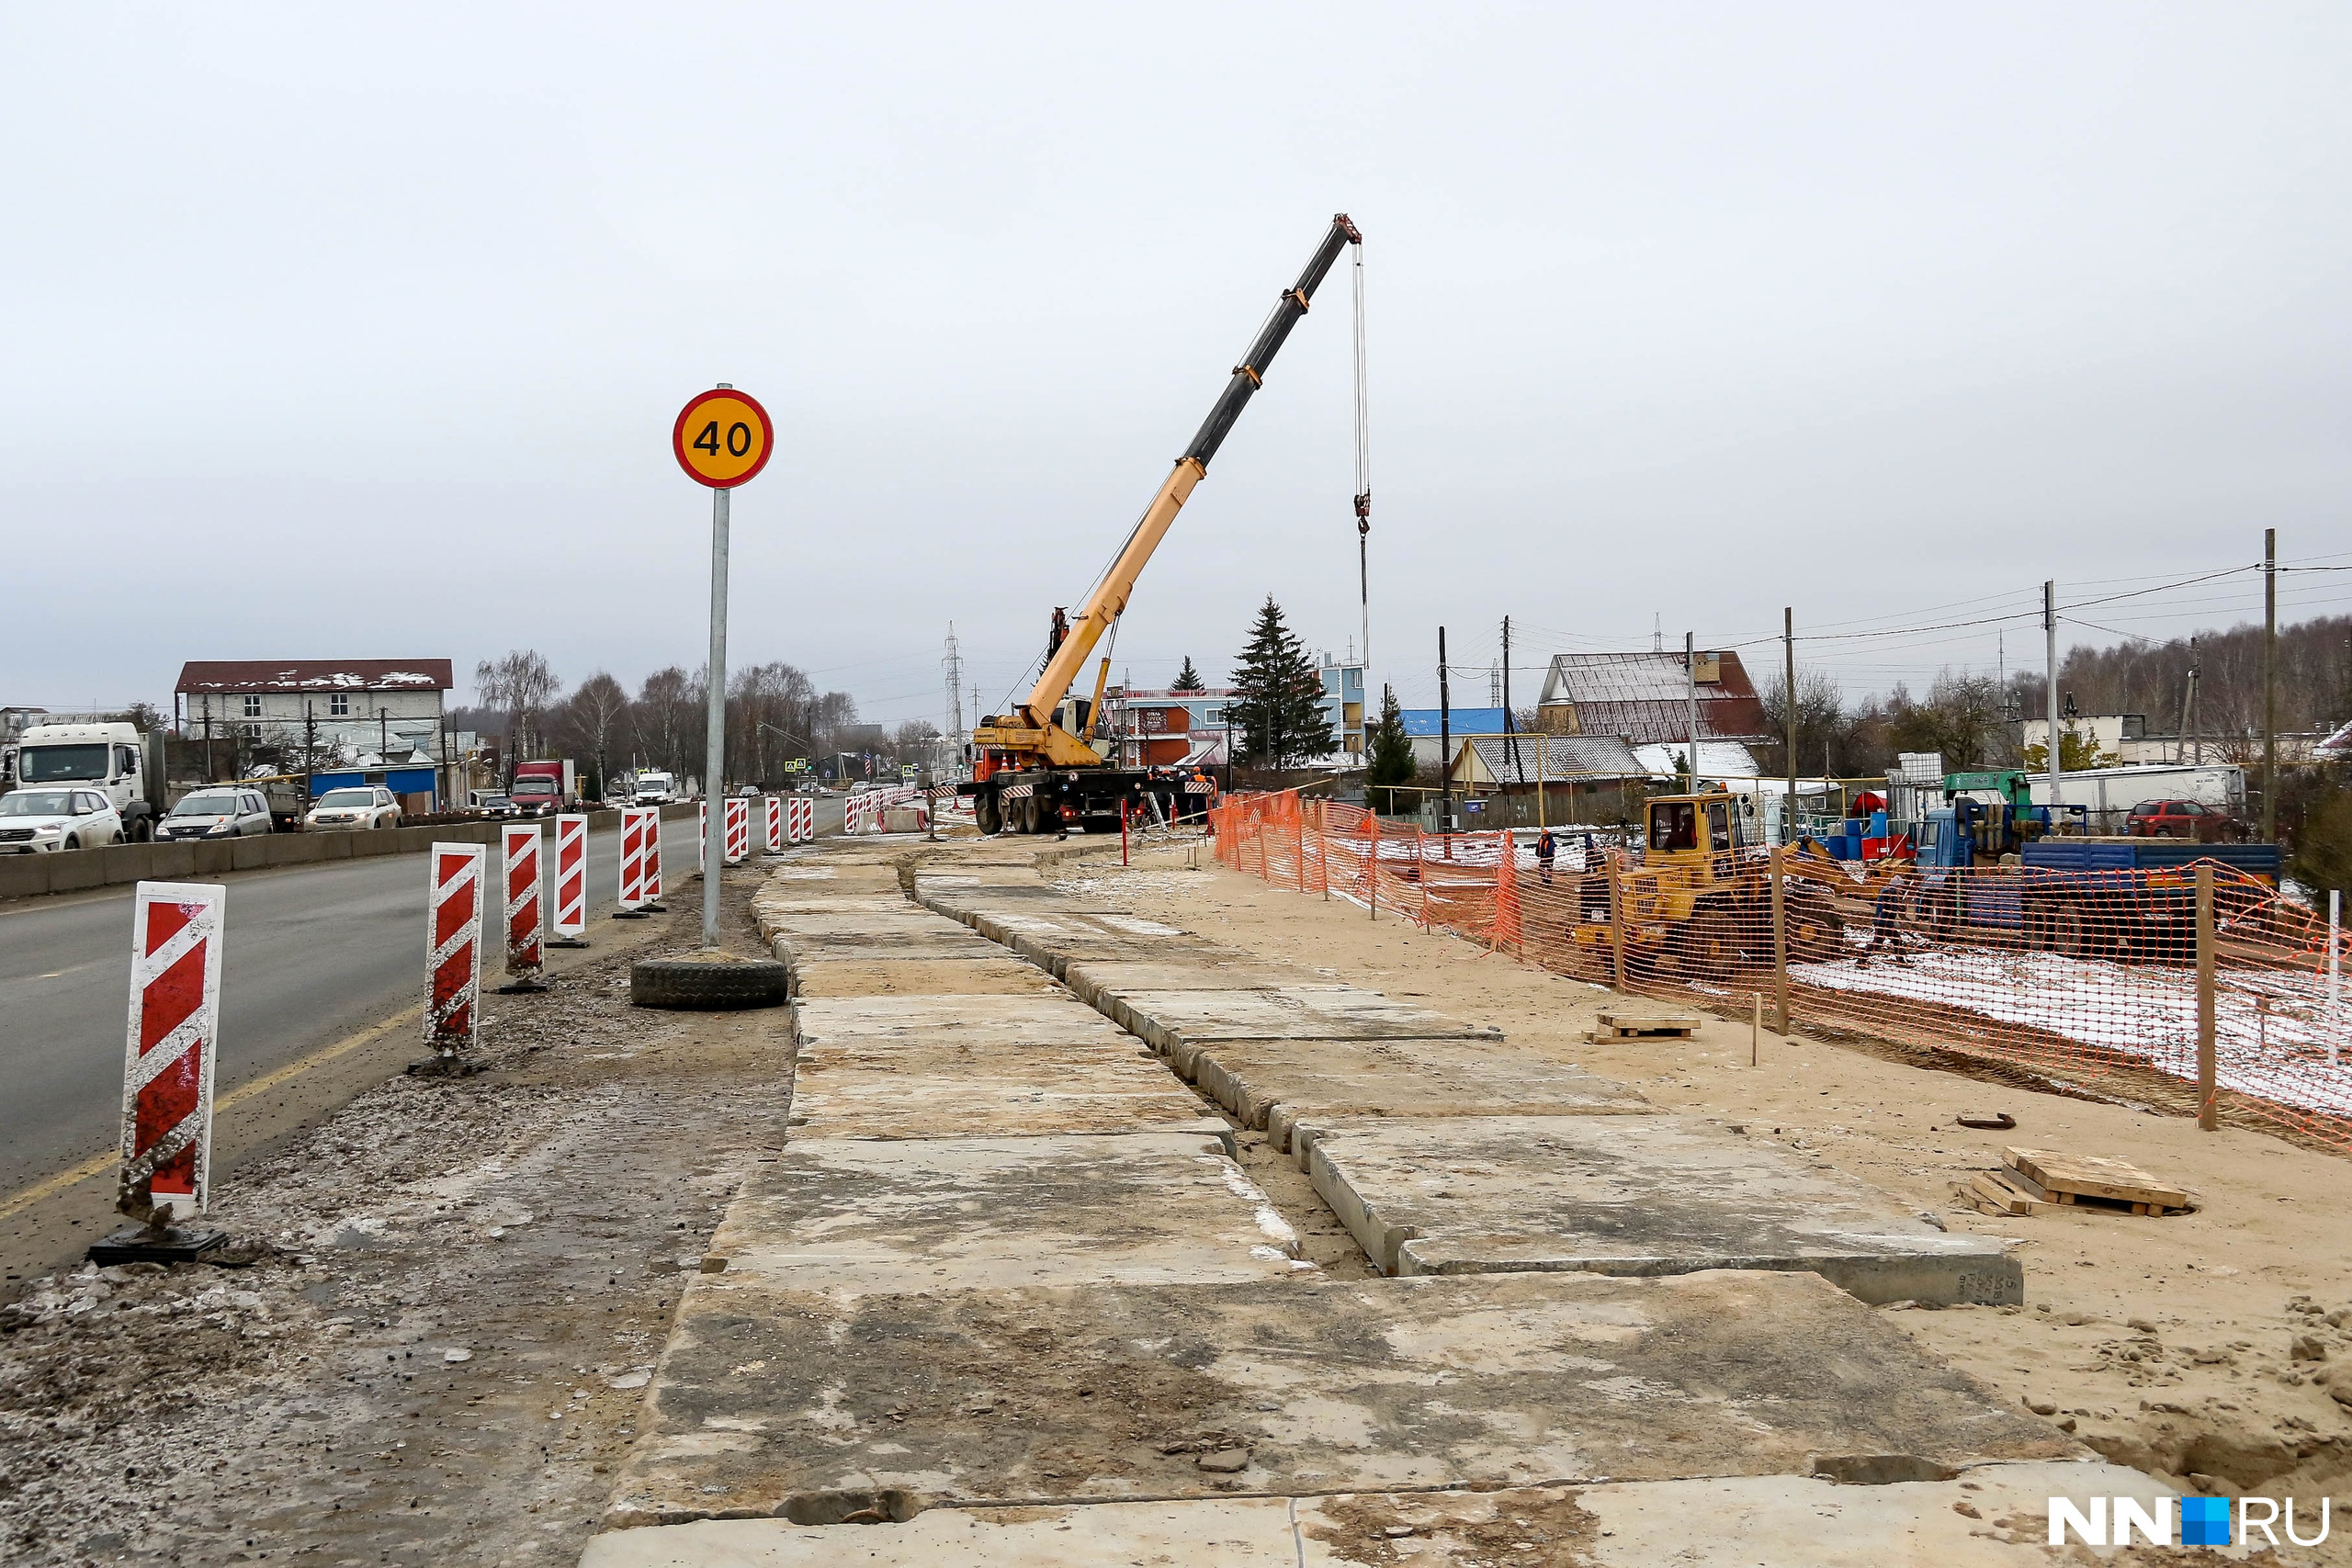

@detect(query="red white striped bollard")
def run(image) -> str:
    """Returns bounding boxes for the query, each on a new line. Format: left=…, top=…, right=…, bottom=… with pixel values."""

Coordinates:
left=424, top=843, right=485, bottom=1067
left=789, top=795, right=812, bottom=843
left=697, top=801, right=707, bottom=871
left=550, top=813, right=591, bottom=948
left=643, top=807, right=666, bottom=909
left=763, top=795, right=782, bottom=854
left=97, top=880, right=230, bottom=1259
left=1122, top=800, right=1131, bottom=865
left=498, top=825, right=547, bottom=993
left=725, top=796, right=750, bottom=865
left=616, top=807, right=653, bottom=919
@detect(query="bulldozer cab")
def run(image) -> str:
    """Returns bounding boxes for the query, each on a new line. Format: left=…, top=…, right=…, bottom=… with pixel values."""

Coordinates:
left=1646, top=791, right=1750, bottom=863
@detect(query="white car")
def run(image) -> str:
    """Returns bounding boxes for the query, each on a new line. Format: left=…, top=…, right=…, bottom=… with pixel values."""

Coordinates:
left=0, top=787, right=126, bottom=852
left=155, top=787, right=274, bottom=840
left=304, top=785, right=402, bottom=831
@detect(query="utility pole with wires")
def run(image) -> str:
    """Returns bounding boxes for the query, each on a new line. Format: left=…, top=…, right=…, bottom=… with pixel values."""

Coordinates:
left=1502, top=615, right=1522, bottom=785
left=2044, top=581, right=2063, bottom=808
left=1685, top=632, right=1699, bottom=790
left=2263, top=528, right=2278, bottom=842
left=1351, top=233, right=1372, bottom=679
left=1783, top=607, right=1796, bottom=842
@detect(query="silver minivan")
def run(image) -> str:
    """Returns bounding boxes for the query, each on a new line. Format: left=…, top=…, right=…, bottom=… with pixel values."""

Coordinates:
left=157, top=787, right=274, bottom=840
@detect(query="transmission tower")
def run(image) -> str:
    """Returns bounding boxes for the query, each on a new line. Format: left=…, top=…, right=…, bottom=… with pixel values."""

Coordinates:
left=943, top=624, right=966, bottom=747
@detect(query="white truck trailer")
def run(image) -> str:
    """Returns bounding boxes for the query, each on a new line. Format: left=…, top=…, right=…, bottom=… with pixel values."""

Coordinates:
left=3, top=720, right=164, bottom=840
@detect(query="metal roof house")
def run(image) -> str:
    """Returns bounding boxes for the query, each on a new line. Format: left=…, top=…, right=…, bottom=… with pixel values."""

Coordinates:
left=1533, top=650, right=1768, bottom=780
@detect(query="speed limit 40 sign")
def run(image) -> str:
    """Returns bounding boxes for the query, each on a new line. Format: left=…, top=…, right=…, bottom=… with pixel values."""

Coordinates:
left=673, top=387, right=775, bottom=489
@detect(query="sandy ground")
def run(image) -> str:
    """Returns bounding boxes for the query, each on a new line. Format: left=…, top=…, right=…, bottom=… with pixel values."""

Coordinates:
left=1052, top=845, right=2352, bottom=1527
left=0, top=867, right=789, bottom=1567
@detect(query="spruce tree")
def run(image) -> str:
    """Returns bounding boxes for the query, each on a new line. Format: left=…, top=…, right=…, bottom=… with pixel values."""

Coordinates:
left=1171, top=656, right=1205, bottom=693
left=1366, top=686, right=1415, bottom=811
left=1228, top=596, right=1337, bottom=768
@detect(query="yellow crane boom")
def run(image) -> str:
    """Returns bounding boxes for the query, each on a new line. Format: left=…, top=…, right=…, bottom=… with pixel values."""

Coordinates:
left=974, top=213, right=1363, bottom=772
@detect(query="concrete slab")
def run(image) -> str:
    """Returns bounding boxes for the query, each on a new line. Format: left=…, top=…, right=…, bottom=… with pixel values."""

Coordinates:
left=582, top=1461, right=2176, bottom=1567
left=791, top=994, right=1136, bottom=1053
left=1106, top=987, right=1504, bottom=1075
left=1295, top=1463, right=2188, bottom=1567
left=1170, top=1036, right=1651, bottom=1141
left=707, top=1132, right=1304, bottom=1296
left=951, top=905, right=1192, bottom=947
left=770, top=927, right=1008, bottom=967
left=1306, top=1115, right=2021, bottom=1305
left=764, top=910, right=972, bottom=941
left=1004, top=931, right=1250, bottom=980
left=791, top=1027, right=1227, bottom=1145
left=582, top=1497, right=1299, bottom=1567
left=604, top=1269, right=2074, bottom=1528
left=1058, top=957, right=1330, bottom=1009
left=786, top=955, right=1060, bottom=998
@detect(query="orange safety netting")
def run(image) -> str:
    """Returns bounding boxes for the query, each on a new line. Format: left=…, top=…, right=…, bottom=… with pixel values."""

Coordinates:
left=1208, top=789, right=2352, bottom=1154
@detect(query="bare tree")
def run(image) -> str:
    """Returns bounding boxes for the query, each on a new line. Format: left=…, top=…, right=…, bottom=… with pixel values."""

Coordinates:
left=630, top=666, right=704, bottom=782
left=475, top=649, right=562, bottom=776
left=551, top=671, right=630, bottom=797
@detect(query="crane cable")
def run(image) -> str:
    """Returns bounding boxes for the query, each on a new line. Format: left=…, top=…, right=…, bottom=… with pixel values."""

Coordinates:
left=1351, top=235, right=1372, bottom=678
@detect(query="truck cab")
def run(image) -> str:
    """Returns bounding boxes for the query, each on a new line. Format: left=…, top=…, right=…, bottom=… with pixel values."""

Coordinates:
left=6, top=721, right=159, bottom=840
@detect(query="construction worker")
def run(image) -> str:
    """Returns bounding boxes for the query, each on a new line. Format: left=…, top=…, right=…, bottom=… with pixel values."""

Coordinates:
left=1535, top=827, right=1556, bottom=887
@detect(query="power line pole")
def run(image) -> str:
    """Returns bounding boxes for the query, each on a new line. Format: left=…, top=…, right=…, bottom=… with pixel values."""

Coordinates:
left=2044, top=580, right=2063, bottom=812
left=1685, top=631, right=1698, bottom=790
left=1502, top=615, right=1521, bottom=785
left=1783, top=607, right=1796, bottom=843
left=1438, top=626, right=1452, bottom=840
left=2263, top=527, right=2278, bottom=841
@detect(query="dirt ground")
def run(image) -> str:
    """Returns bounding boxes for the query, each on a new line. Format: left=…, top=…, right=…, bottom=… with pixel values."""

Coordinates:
left=1050, top=846, right=2352, bottom=1526
left=0, top=866, right=791, bottom=1567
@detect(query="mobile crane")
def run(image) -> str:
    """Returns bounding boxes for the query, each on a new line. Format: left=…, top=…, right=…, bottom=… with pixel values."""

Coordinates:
left=962, top=214, right=1363, bottom=835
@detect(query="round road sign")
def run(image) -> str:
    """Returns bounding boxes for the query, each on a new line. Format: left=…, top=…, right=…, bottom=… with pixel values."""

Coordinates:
left=672, top=388, right=775, bottom=489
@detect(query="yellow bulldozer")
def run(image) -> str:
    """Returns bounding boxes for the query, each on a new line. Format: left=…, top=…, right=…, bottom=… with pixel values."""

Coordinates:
left=1566, top=790, right=1849, bottom=979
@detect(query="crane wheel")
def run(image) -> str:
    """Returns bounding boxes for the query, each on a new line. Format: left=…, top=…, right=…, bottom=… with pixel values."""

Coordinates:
left=1688, top=911, right=1738, bottom=979
left=975, top=794, right=1001, bottom=836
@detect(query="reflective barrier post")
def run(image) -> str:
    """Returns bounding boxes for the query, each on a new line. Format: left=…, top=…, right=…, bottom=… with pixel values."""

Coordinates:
left=497, top=824, right=546, bottom=993
left=424, top=843, right=485, bottom=1068
left=725, top=796, right=750, bottom=865
left=763, top=795, right=782, bottom=855
left=643, top=808, right=666, bottom=911
left=105, top=881, right=228, bottom=1253
left=616, top=807, right=654, bottom=919
left=550, top=814, right=590, bottom=947
left=2196, top=863, right=2217, bottom=1131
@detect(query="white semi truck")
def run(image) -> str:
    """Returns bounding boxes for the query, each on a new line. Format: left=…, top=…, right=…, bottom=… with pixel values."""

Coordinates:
left=3, top=721, right=164, bottom=840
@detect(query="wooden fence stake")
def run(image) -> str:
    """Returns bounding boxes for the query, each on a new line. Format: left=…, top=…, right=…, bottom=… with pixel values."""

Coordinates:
left=2197, top=863, right=2218, bottom=1131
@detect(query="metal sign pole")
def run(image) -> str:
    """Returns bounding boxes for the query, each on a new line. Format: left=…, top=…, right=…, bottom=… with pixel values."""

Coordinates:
left=704, top=481, right=730, bottom=949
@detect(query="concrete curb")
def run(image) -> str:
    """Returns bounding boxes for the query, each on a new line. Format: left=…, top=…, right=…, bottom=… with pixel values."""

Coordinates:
left=0, top=802, right=702, bottom=902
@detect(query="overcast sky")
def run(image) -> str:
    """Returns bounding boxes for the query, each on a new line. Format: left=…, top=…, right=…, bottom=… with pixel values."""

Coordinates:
left=6, top=4, right=2347, bottom=727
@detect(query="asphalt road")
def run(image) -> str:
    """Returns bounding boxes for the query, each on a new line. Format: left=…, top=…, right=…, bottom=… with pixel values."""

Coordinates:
left=0, top=800, right=843, bottom=1203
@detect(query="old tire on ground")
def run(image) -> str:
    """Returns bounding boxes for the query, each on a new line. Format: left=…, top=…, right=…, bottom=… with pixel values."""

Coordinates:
left=630, top=956, right=790, bottom=1010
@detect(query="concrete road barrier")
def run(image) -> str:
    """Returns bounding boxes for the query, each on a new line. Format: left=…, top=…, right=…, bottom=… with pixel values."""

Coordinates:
left=0, top=802, right=700, bottom=902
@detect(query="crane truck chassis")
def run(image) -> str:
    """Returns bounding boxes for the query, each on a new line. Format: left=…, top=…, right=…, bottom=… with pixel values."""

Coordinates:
left=962, top=214, right=1363, bottom=834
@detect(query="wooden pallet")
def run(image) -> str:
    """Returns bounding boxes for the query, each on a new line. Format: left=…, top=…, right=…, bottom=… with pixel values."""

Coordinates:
left=2003, top=1146, right=2192, bottom=1216
left=1590, top=1010, right=1701, bottom=1042
left=1964, top=1168, right=2057, bottom=1217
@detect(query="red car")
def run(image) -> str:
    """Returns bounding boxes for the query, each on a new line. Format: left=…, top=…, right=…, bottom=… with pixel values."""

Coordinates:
left=2125, top=799, right=2241, bottom=841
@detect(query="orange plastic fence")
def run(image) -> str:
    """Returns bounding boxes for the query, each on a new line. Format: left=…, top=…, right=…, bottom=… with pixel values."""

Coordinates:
left=1209, top=789, right=2352, bottom=1154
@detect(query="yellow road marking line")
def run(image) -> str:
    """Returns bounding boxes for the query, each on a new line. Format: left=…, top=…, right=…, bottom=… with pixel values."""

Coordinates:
left=0, top=1004, right=421, bottom=1224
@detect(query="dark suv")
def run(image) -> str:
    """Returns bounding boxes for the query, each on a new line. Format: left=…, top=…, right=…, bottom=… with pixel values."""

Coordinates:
left=2125, top=799, right=2242, bottom=841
